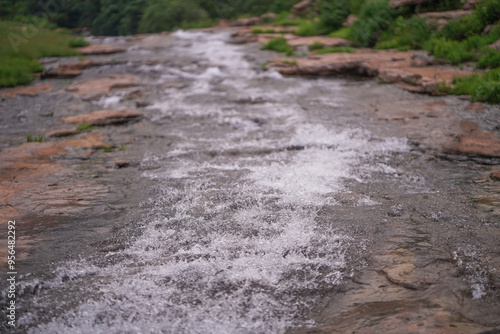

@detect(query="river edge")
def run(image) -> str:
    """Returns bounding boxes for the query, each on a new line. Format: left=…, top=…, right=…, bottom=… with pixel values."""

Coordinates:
left=0, top=28, right=499, bottom=332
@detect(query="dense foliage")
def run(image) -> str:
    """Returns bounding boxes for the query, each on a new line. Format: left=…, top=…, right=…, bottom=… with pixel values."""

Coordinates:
left=0, top=0, right=301, bottom=35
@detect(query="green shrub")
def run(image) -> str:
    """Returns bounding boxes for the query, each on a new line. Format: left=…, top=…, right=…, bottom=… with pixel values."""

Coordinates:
left=68, top=38, right=89, bottom=48
left=350, top=0, right=394, bottom=47
left=314, top=46, right=356, bottom=54
left=328, top=26, right=352, bottom=39
left=441, top=14, right=484, bottom=41
left=319, top=0, right=350, bottom=32
left=476, top=0, right=500, bottom=26
left=418, top=0, right=462, bottom=12
left=308, top=41, right=325, bottom=50
left=138, top=0, right=208, bottom=33
left=295, top=21, right=331, bottom=36
left=261, top=36, right=295, bottom=55
left=424, top=37, right=475, bottom=64
left=376, top=16, right=431, bottom=50
left=348, top=0, right=367, bottom=15
left=477, top=49, right=500, bottom=68
left=450, top=68, right=500, bottom=104
left=26, top=134, right=44, bottom=142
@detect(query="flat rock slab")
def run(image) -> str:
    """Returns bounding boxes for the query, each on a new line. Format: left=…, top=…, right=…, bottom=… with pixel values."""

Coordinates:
left=270, top=51, right=475, bottom=94
left=77, top=44, right=127, bottom=55
left=0, top=84, right=55, bottom=98
left=446, top=121, right=500, bottom=158
left=66, top=75, right=138, bottom=100
left=270, top=50, right=415, bottom=77
left=59, top=109, right=142, bottom=126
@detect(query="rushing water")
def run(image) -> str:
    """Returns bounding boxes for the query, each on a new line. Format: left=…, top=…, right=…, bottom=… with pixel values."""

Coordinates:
left=10, top=31, right=413, bottom=333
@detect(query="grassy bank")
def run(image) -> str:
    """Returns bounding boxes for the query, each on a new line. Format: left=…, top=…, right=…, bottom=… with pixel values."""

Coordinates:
left=0, top=21, right=79, bottom=88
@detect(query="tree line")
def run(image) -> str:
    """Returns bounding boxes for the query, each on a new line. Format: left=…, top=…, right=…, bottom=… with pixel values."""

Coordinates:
left=0, top=0, right=302, bottom=35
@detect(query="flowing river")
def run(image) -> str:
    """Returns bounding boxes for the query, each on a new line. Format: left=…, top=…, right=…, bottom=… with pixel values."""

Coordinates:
left=2, top=30, right=499, bottom=333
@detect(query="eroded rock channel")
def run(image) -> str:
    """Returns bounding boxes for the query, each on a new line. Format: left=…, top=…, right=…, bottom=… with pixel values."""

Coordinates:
left=0, top=29, right=499, bottom=333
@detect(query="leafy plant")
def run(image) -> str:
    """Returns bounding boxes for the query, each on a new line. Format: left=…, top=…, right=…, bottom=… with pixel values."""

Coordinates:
left=26, top=134, right=44, bottom=142
left=318, top=0, right=350, bottom=32
left=423, top=37, right=475, bottom=64
left=261, top=36, right=294, bottom=56
left=449, top=68, right=500, bottom=104
left=68, top=37, right=89, bottom=48
left=350, top=0, right=394, bottom=47
left=308, top=41, right=325, bottom=50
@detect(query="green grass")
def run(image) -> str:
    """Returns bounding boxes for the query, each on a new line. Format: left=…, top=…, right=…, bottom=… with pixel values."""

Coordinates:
left=447, top=68, right=500, bottom=104
left=68, top=37, right=89, bottom=48
left=26, top=134, right=44, bottom=142
left=261, top=36, right=295, bottom=56
left=76, top=123, right=96, bottom=131
left=308, top=41, right=325, bottom=51
left=423, top=37, right=476, bottom=64
left=294, top=21, right=331, bottom=36
left=0, top=21, right=79, bottom=88
left=375, top=16, right=431, bottom=51
left=119, top=144, right=127, bottom=151
left=328, top=27, right=352, bottom=39
left=281, top=60, right=298, bottom=65
left=314, top=46, right=356, bottom=54
left=251, top=28, right=276, bottom=34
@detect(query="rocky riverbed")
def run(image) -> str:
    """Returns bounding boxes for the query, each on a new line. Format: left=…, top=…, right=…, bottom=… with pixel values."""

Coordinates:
left=0, top=28, right=499, bottom=333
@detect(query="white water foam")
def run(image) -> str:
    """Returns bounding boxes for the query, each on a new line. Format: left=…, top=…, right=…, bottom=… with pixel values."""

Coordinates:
left=23, top=31, right=409, bottom=334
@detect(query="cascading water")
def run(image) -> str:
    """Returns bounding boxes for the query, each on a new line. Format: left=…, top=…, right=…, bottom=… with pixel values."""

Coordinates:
left=11, top=31, right=411, bottom=333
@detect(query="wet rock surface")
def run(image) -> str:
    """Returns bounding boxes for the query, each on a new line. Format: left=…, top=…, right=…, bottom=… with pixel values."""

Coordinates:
left=0, top=29, right=499, bottom=333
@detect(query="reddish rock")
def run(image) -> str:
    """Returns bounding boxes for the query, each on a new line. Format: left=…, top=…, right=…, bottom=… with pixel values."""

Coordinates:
left=343, top=14, right=358, bottom=27
left=489, top=39, right=500, bottom=51
left=379, top=69, right=422, bottom=84
left=446, top=123, right=500, bottom=157
left=66, top=75, right=138, bottom=100
left=59, top=109, right=142, bottom=126
left=466, top=102, right=484, bottom=111
left=230, top=17, right=262, bottom=27
left=77, top=44, right=126, bottom=55
left=293, top=0, right=315, bottom=16
left=0, top=84, right=54, bottom=98
left=490, top=171, right=500, bottom=181
left=418, top=10, right=473, bottom=28
left=43, top=68, right=82, bottom=78
left=460, top=120, right=479, bottom=133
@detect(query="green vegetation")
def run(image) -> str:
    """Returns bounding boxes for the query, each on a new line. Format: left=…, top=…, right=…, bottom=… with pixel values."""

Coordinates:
left=350, top=0, right=394, bottom=47
left=282, top=60, right=298, bottom=65
left=447, top=69, right=500, bottom=104
left=314, top=46, right=355, bottom=54
left=68, top=37, right=89, bottom=48
left=0, top=20, right=78, bottom=87
left=119, top=144, right=127, bottom=151
left=251, top=27, right=276, bottom=34
left=376, top=16, right=431, bottom=51
left=26, top=134, right=44, bottom=142
left=262, top=36, right=294, bottom=56
left=328, top=27, right=352, bottom=39
left=101, top=145, right=115, bottom=153
left=319, top=0, right=350, bottom=32
left=76, top=123, right=96, bottom=131
left=308, top=41, right=325, bottom=51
